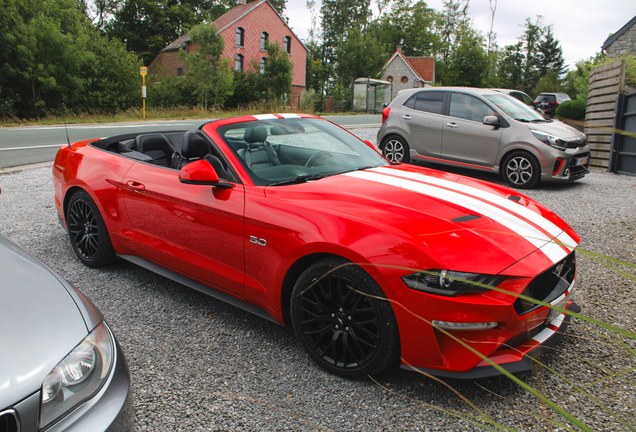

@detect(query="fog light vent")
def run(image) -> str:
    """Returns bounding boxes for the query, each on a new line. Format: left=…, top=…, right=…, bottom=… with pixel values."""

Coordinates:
left=432, top=321, right=498, bottom=330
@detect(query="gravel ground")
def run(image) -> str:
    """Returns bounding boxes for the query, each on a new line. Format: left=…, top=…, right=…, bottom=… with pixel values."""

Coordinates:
left=1, top=128, right=635, bottom=431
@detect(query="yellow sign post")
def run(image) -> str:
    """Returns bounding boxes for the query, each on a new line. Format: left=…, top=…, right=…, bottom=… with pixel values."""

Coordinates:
left=140, top=67, right=148, bottom=119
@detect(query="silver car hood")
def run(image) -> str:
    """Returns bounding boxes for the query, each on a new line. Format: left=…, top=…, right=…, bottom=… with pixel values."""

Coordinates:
left=0, top=236, right=91, bottom=409
left=523, top=119, right=585, bottom=141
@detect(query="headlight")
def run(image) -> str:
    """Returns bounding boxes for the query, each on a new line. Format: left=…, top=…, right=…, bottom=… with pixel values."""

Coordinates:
left=40, top=322, right=114, bottom=429
left=531, top=129, right=568, bottom=150
left=402, top=270, right=506, bottom=296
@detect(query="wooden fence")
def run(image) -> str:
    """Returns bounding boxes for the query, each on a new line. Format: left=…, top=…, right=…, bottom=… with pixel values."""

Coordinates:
left=585, top=60, right=627, bottom=169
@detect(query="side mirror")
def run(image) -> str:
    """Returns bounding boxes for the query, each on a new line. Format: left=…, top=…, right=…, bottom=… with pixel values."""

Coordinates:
left=179, top=159, right=233, bottom=189
left=483, top=115, right=500, bottom=127
left=363, top=139, right=381, bottom=154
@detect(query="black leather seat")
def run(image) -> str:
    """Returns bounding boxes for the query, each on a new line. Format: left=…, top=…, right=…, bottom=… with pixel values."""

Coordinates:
left=237, top=126, right=281, bottom=172
left=136, top=134, right=174, bottom=167
left=172, top=132, right=210, bottom=170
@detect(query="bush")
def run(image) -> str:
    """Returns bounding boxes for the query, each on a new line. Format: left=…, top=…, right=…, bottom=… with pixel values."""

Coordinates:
left=146, top=75, right=197, bottom=108
left=556, top=99, right=586, bottom=121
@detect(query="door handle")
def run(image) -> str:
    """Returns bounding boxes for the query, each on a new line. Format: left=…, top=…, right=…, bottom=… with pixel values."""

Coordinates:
left=401, top=115, right=412, bottom=120
left=126, top=181, right=146, bottom=192
left=446, top=122, right=458, bottom=128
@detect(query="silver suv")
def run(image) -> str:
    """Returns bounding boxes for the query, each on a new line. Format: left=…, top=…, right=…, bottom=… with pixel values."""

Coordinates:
left=377, top=87, right=590, bottom=189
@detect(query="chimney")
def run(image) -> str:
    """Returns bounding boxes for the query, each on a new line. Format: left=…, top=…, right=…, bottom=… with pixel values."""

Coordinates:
left=238, top=0, right=247, bottom=4
left=396, top=45, right=402, bottom=54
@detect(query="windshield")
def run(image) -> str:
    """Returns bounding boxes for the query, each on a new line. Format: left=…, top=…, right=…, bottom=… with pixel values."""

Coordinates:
left=484, top=94, right=547, bottom=122
left=217, top=117, right=389, bottom=186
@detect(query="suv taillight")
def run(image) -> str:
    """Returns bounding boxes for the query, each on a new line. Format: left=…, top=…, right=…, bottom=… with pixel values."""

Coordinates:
left=382, top=107, right=391, bottom=123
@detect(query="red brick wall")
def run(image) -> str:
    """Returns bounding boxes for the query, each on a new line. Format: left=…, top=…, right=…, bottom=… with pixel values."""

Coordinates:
left=151, top=1, right=307, bottom=90
left=216, top=2, right=306, bottom=87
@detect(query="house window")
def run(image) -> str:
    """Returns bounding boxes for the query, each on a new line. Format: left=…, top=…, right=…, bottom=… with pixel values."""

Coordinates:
left=177, top=67, right=183, bottom=76
left=401, top=76, right=409, bottom=84
left=260, top=32, right=268, bottom=50
left=235, top=27, right=244, bottom=46
left=235, top=54, right=244, bottom=71
left=387, top=76, right=393, bottom=83
left=283, top=36, right=291, bottom=54
left=260, top=57, right=266, bottom=74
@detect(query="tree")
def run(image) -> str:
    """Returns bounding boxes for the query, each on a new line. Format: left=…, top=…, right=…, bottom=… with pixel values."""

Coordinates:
left=519, top=16, right=543, bottom=93
left=179, top=23, right=233, bottom=108
left=320, top=0, right=372, bottom=64
left=498, top=42, right=524, bottom=90
left=0, top=0, right=142, bottom=118
left=444, top=23, right=488, bottom=87
left=334, top=27, right=387, bottom=89
left=107, top=0, right=235, bottom=66
left=371, top=0, right=439, bottom=57
left=262, top=40, right=292, bottom=101
left=537, top=25, right=566, bottom=76
left=436, top=0, right=470, bottom=64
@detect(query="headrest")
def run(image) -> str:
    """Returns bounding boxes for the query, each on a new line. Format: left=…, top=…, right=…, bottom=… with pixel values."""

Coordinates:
left=136, top=134, right=173, bottom=153
left=181, top=132, right=209, bottom=159
left=244, top=126, right=268, bottom=143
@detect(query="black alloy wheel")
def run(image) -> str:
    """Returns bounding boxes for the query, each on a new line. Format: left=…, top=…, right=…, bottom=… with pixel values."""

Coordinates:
left=502, top=151, right=541, bottom=189
left=291, top=257, right=400, bottom=378
left=67, top=190, right=116, bottom=268
left=381, top=136, right=410, bottom=163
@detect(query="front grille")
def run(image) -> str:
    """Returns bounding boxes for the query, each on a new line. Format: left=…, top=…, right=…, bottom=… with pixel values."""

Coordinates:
left=0, top=410, right=19, bottom=432
left=514, top=252, right=576, bottom=315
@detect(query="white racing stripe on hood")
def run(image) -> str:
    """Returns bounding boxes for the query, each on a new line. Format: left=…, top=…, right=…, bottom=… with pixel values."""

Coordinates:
left=345, top=170, right=569, bottom=264
left=370, top=167, right=578, bottom=250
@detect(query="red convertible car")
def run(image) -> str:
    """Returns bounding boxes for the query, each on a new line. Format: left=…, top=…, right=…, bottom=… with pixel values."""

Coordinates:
left=53, top=114, right=580, bottom=379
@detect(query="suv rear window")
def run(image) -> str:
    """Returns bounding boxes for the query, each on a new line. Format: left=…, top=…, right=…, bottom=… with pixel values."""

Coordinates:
left=535, top=94, right=556, bottom=103
left=404, top=91, right=445, bottom=114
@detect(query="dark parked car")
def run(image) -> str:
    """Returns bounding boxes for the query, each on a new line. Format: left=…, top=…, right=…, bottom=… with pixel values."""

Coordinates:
left=0, top=230, right=133, bottom=431
left=534, top=93, right=571, bottom=116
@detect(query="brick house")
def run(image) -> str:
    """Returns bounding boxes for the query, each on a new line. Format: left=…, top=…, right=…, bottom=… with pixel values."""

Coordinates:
left=602, top=15, right=636, bottom=57
left=379, top=46, right=435, bottom=93
left=149, top=0, right=307, bottom=106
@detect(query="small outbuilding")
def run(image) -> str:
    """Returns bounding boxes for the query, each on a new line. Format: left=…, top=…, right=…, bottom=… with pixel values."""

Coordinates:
left=351, top=78, right=393, bottom=113
left=379, top=46, right=435, bottom=94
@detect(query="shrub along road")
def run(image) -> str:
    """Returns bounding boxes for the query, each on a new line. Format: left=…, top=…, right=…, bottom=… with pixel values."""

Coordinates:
left=0, top=129, right=634, bottom=431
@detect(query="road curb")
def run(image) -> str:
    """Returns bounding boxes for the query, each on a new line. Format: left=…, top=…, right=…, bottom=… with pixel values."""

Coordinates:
left=0, top=161, right=54, bottom=175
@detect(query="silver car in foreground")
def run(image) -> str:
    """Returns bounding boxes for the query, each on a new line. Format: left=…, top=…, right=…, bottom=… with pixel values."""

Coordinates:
left=0, top=233, right=133, bottom=431
left=377, top=87, right=590, bottom=189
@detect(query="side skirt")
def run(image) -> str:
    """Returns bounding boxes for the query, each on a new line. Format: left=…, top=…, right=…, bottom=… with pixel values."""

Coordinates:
left=116, top=254, right=281, bottom=325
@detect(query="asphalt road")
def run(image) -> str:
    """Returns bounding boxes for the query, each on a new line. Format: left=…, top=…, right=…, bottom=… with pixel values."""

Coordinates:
left=0, top=115, right=381, bottom=168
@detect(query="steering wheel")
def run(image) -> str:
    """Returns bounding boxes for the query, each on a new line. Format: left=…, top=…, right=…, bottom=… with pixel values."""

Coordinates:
left=305, top=151, right=334, bottom=167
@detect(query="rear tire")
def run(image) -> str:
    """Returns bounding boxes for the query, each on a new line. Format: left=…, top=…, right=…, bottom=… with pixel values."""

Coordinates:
left=381, top=136, right=410, bottom=163
left=502, top=151, right=541, bottom=189
left=290, top=257, right=400, bottom=378
left=67, top=190, right=116, bottom=268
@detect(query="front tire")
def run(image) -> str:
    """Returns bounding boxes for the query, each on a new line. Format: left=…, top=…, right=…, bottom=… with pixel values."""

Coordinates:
left=381, top=136, right=410, bottom=163
left=502, top=151, right=541, bottom=189
left=67, top=190, right=116, bottom=268
left=290, top=257, right=400, bottom=378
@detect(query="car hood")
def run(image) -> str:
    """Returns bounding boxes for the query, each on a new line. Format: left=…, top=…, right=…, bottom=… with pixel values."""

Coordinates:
left=267, top=165, right=579, bottom=276
left=0, top=236, right=90, bottom=409
left=523, top=119, right=585, bottom=141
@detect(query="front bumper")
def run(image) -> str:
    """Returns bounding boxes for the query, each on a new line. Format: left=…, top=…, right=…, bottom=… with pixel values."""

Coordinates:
left=403, top=301, right=581, bottom=379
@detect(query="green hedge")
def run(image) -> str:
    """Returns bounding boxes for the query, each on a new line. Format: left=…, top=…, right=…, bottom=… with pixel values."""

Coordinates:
left=556, top=99, right=586, bottom=121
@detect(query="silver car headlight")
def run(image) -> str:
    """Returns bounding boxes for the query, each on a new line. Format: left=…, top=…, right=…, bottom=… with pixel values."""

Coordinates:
left=531, top=129, right=568, bottom=150
left=40, top=322, right=115, bottom=428
left=402, top=270, right=506, bottom=296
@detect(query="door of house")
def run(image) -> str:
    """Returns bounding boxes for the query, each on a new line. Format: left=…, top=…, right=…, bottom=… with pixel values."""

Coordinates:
left=609, top=91, right=636, bottom=176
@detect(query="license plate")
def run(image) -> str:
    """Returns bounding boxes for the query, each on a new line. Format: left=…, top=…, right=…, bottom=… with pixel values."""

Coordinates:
left=548, top=294, right=570, bottom=323
left=575, top=156, right=589, bottom=166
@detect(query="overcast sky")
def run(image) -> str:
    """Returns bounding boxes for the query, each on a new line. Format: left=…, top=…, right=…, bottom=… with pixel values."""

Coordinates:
left=285, top=0, right=636, bottom=70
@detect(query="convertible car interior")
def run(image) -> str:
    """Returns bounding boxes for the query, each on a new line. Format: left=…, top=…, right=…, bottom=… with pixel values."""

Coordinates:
left=89, top=121, right=373, bottom=185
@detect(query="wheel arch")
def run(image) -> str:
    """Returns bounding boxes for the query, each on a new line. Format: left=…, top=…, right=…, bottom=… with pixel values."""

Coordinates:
left=280, top=252, right=337, bottom=325
left=498, top=147, right=542, bottom=176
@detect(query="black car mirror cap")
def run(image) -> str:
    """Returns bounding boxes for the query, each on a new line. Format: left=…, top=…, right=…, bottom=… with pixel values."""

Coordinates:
left=179, top=159, right=234, bottom=189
